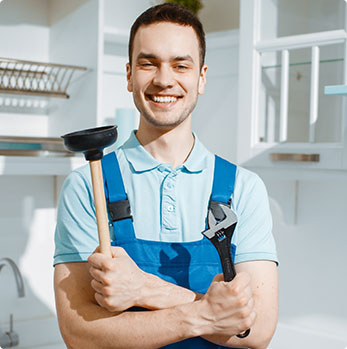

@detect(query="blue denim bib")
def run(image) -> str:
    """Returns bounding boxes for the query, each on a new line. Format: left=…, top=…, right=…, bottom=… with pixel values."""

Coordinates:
left=102, top=152, right=236, bottom=348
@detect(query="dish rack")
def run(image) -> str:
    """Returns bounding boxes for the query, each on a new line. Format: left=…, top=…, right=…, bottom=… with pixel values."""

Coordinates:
left=0, top=58, right=87, bottom=99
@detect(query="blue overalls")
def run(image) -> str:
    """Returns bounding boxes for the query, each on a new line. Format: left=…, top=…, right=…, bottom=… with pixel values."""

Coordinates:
left=102, top=152, right=237, bottom=348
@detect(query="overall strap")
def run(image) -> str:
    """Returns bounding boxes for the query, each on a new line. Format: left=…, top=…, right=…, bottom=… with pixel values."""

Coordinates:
left=208, top=155, right=238, bottom=261
left=101, top=152, right=135, bottom=241
left=211, top=155, right=237, bottom=205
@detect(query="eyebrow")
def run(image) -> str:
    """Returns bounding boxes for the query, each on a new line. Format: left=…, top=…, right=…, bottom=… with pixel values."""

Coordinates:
left=136, top=52, right=195, bottom=63
left=136, top=53, right=157, bottom=61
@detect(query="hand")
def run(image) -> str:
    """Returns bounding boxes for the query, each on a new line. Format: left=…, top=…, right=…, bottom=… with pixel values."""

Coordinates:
left=88, top=246, right=146, bottom=312
left=199, top=272, right=256, bottom=337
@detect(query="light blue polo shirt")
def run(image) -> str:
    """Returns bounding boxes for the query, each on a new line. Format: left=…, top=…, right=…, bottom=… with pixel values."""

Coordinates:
left=54, top=131, right=278, bottom=266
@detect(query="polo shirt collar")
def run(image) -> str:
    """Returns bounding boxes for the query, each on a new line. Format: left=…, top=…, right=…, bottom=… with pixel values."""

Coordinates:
left=122, top=131, right=209, bottom=173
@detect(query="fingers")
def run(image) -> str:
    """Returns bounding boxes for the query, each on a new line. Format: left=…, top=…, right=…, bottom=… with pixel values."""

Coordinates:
left=91, top=278, right=104, bottom=293
left=237, top=309, right=256, bottom=335
left=230, top=273, right=256, bottom=332
left=87, top=246, right=140, bottom=313
left=89, top=265, right=107, bottom=283
left=201, top=271, right=256, bottom=337
left=94, top=290, right=112, bottom=310
left=88, top=246, right=127, bottom=267
left=88, top=252, right=109, bottom=270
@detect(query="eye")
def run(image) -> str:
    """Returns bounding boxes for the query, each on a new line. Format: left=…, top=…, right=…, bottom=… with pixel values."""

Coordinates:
left=137, top=61, right=156, bottom=69
left=176, top=64, right=188, bottom=70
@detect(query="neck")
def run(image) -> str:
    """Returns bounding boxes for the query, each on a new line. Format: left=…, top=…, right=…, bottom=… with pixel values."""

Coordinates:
left=136, top=117, right=194, bottom=168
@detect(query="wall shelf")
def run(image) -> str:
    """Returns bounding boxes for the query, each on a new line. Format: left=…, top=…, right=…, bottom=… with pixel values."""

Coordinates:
left=0, top=58, right=87, bottom=99
left=0, top=135, right=72, bottom=157
left=0, top=155, right=85, bottom=176
left=0, top=136, right=86, bottom=175
left=324, top=84, right=347, bottom=95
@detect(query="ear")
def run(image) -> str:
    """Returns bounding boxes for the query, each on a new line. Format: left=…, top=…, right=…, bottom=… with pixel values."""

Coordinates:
left=198, top=64, right=208, bottom=95
left=126, top=63, right=133, bottom=92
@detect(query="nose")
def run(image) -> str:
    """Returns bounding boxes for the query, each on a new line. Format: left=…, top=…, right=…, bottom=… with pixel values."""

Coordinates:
left=152, top=64, right=175, bottom=88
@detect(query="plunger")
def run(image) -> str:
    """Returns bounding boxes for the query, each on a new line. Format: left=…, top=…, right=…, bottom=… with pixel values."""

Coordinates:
left=62, top=125, right=118, bottom=257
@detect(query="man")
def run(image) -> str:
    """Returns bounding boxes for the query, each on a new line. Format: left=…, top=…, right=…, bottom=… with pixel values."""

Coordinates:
left=54, top=3, right=278, bottom=348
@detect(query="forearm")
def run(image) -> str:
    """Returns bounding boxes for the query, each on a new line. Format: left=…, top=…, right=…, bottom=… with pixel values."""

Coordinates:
left=55, top=262, right=205, bottom=348
left=201, top=313, right=274, bottom=349
left=55, top=262, right=245, bottom=348
left=137, top=271, right=203, bottom=309
left=57, top=291, right=203, bottom=348
left=56, top=258, right=278, bottom=349
left=199, top=301, right=271, bottom=349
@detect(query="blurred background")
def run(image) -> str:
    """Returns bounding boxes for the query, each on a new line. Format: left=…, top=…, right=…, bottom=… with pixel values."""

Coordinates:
left=0, top=0, right=346, bottom=348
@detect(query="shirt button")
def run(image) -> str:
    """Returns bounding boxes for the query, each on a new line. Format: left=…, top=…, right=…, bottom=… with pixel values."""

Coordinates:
left=167, top=205, right=174, bottom=212
left=167, top=182, right=173, bottom=188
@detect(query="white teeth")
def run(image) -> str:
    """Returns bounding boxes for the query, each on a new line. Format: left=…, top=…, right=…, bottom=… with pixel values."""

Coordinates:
left=152, top=96, right=177, bottom=103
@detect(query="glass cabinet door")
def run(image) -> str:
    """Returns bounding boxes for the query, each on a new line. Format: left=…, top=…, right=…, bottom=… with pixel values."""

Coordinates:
left=238, top=0, right=347, bottom=170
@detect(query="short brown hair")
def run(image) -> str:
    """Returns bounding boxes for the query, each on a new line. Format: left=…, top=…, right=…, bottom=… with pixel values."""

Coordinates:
left=128, top=3, right=206, bottom=68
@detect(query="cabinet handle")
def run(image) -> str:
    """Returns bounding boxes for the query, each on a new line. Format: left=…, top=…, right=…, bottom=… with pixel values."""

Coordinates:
left=270, top=153, right=320, bottom=162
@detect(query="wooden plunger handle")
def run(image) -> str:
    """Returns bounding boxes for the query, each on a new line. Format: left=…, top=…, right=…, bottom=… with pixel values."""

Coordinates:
left=89, top=159, right=112, bottom=257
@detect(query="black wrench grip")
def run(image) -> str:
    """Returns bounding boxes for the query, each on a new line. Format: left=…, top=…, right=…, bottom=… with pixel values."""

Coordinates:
left=214, top=232, right=236, bottom=282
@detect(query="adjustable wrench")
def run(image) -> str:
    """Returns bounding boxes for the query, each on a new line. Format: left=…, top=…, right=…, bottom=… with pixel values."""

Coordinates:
left=202, top=204, right=251, bottom=339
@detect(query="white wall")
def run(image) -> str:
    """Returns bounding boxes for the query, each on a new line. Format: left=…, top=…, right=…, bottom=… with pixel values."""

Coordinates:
left=104, top=0, right=152, bottom=30
left=266, top=176, right=347, bottom=347
left=0, top=0, right=51, bottom=137
left=194, top=30, right=239, bottom=162
left=0, top=0, right=50, bottom=61
left=0, top=176, right=63, bottom=348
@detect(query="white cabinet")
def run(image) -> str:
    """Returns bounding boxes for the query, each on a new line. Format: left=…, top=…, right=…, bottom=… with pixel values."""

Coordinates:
left=0, top=0, right=103, bottom=174
left=0, top=0, right=146, bottom=175
left=0, top=0, right=101, bottom=137
left=237, top=0, right=347, bottom=172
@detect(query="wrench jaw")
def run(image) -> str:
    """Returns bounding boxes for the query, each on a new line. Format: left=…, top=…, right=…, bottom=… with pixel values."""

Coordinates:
left=202, top=204, right=238, bottom=281
left=202, top=222, right=236, bottom=252
left=202, top=205, right=237, bottom=240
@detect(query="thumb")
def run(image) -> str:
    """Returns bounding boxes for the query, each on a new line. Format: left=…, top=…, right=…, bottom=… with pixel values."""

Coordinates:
left=212, top=273, right=224, bottom=283
left=111, top=246, right=128, bottom=258
left=93, top=246, right=101, bottom=254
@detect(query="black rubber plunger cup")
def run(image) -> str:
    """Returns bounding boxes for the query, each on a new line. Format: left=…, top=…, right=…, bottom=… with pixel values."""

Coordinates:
left=62, top=126, right=118, bottom=257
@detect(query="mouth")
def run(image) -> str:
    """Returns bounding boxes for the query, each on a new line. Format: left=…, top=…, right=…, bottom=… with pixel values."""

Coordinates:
left=146, top=94, right=182, bottom=104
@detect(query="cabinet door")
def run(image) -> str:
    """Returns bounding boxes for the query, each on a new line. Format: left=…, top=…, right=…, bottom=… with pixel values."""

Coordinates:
left=238, top=0, right=347, bottom=170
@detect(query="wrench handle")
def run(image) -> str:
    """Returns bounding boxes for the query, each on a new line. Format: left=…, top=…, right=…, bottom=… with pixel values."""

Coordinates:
left=215, top=228, right=251, bottom=339
left=217, top=236, right=236, bottom=282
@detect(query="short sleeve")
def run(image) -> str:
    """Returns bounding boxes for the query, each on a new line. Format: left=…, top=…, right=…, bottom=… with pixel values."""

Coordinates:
left=232, top=167, right=278, bottom=265
left=53, top=166, right=99, bottom=265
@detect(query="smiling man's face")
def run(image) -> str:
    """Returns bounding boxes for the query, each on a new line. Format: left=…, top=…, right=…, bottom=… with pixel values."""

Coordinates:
left=127, top=22, right=207, bottom=130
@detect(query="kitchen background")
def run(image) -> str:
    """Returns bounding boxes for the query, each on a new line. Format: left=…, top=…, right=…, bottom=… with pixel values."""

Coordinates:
left=0, top=0, right=346, bottom=348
